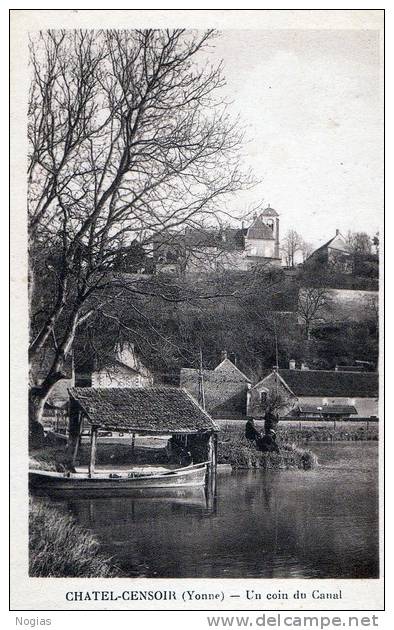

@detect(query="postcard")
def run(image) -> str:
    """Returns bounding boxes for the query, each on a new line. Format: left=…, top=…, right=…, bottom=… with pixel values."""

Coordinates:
left=10, top=9, right=384, bottom=613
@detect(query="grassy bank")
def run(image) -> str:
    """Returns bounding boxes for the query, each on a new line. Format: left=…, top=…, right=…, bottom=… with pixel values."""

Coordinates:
left=29, top=499, right=119, bottom=577
left=217, top=426, right=317, bottom=470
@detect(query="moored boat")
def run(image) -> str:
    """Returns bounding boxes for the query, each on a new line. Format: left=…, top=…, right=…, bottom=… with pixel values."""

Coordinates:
left=29, top=461, right=208, bottom=494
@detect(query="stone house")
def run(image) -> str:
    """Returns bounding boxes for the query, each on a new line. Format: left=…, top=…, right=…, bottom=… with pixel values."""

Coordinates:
left=304, top=229, right=351, bottom=273
left=180, top=353, right=251, bottom=418
left=76, top=343, right=153, bottom=389
left=153, top=205, right=281, bottom=273
left=248, top=363, right=379, bottom=419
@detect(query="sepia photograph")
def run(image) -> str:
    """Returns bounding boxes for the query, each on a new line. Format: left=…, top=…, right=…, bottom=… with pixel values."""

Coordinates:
left=10, top=8, right=384, bottom=611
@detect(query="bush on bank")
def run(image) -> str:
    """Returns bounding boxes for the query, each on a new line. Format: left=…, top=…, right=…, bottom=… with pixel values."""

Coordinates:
left=217, top=427, right=317, bottom=470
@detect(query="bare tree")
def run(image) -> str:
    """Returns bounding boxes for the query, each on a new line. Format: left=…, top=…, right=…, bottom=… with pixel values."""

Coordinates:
left=300, top=239, right=314, bottom=263
left=282, top=229, right=303, bottom=267
left=297, top=287, right=329, bottom=340
left=345, top=231, right=373, bottom=255
left=28, top=29, right=253, bottom=434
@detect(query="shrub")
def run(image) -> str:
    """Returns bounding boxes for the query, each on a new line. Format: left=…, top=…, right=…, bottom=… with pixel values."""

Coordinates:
left=217, top=426, right=317, bottom=470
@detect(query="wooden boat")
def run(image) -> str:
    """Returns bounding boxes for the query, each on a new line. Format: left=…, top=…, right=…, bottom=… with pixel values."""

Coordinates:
left=29, top=461, right=208, bottom=494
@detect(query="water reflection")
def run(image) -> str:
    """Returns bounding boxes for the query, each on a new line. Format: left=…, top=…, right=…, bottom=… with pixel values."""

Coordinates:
left=38, top=442, right=379, bottom=579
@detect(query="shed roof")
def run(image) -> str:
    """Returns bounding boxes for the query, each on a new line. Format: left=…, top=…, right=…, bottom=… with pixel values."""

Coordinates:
left=69, top=387, right=218, bottom=433
left=255, top=369, right=378, bottom=398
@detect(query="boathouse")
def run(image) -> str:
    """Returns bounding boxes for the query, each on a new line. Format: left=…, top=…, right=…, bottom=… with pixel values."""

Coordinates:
left=67, top=387, right=219, bottom=474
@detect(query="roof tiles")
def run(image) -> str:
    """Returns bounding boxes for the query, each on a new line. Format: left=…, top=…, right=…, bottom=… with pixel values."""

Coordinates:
left=69, top=387, right=218, bottom=433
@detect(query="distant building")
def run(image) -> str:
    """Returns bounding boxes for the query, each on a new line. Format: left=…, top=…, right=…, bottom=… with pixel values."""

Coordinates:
left=180, top=352, right=251, bottom=418
left=304, top=229, right=351, bottom=273
left=76, top=343, right=153, bottom=389
left=153, top=205, right=281, bottom=273
left=248, top=362, right=378, bottom=419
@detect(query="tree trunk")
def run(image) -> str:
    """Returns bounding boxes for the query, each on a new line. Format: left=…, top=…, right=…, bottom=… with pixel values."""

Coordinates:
left=28, top=373, right=65, bottom=448
left=29, top=386, right=49, bottom=448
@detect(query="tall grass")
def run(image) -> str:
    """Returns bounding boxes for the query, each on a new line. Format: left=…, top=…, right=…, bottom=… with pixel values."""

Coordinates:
left=29, top=499, right=119, bottom=577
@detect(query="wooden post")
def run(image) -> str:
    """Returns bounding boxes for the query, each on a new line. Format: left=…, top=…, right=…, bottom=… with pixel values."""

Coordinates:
left=67, top=398, right=83, bottom=467
left=89, top=426, right=98, bottom=477
left=131, top=433, right=135, bottom=453
left=207, top=433, right=214, bottom=472
left=71, top=414, right=84, bottom=468
left=207, top=432, right=217, bottom=487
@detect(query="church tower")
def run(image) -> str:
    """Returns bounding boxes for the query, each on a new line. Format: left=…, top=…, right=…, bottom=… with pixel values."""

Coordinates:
left=261, top=204, right=280, bottom=258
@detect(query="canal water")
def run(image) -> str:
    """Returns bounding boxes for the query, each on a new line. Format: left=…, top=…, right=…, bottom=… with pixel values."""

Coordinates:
left=36, top=441, right=379, bottom=578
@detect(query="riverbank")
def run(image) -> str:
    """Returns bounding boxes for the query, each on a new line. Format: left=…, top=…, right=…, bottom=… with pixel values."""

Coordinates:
left=29, top=499, right=119, bottom=577
left=217, top=426, right=317, bottom=470
left=30, top=431, right=317, bottom=472
left=217, top=419, right=379, bottom=443
left=277, top=424, right=378, bottom=443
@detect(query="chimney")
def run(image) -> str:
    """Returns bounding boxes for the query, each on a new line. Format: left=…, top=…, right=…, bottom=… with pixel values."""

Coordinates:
left=220, top=350, right=228, bottom=362
left=336, top=228, right=339, bottom=236
left=289, top=359, right=296, bottom=370
left=241, top=220, right=245, bottom=230
left=301, top=362, right=309, bottom=371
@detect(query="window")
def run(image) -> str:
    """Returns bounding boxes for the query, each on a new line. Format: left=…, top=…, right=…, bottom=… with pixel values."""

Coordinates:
left=260, top=391, right=268, bottom=405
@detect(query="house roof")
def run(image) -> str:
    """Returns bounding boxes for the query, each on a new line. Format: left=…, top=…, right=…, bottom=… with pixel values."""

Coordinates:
left=180, top=359, right=250, bottom=416
left=180, top=358, right=250, bottom=387
left=69, top=387, right=218, bottom=433
left=213, top=358, right=250, bottom=380
left=306, top=232, right=349, bottom=262
left=255, top=369, right=378, bottom=398
left=246, top=216, right=275, bottom=240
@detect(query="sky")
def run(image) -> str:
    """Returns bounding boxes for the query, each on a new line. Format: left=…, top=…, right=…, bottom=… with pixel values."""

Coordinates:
left=206, top=29, right=382, bottom=248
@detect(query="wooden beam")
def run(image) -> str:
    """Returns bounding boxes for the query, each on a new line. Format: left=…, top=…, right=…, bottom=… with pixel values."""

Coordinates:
left=213, top=432, right=218, bottom=472
left=89, top=426, right=98, bottom=477
left=207, top=432, right=215, bottom=473
left=71, top=413, right=84, bottom=468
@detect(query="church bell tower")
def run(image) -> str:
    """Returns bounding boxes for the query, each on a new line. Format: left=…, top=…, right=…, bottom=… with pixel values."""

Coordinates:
left=261, top=204, right=280, bottom=258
